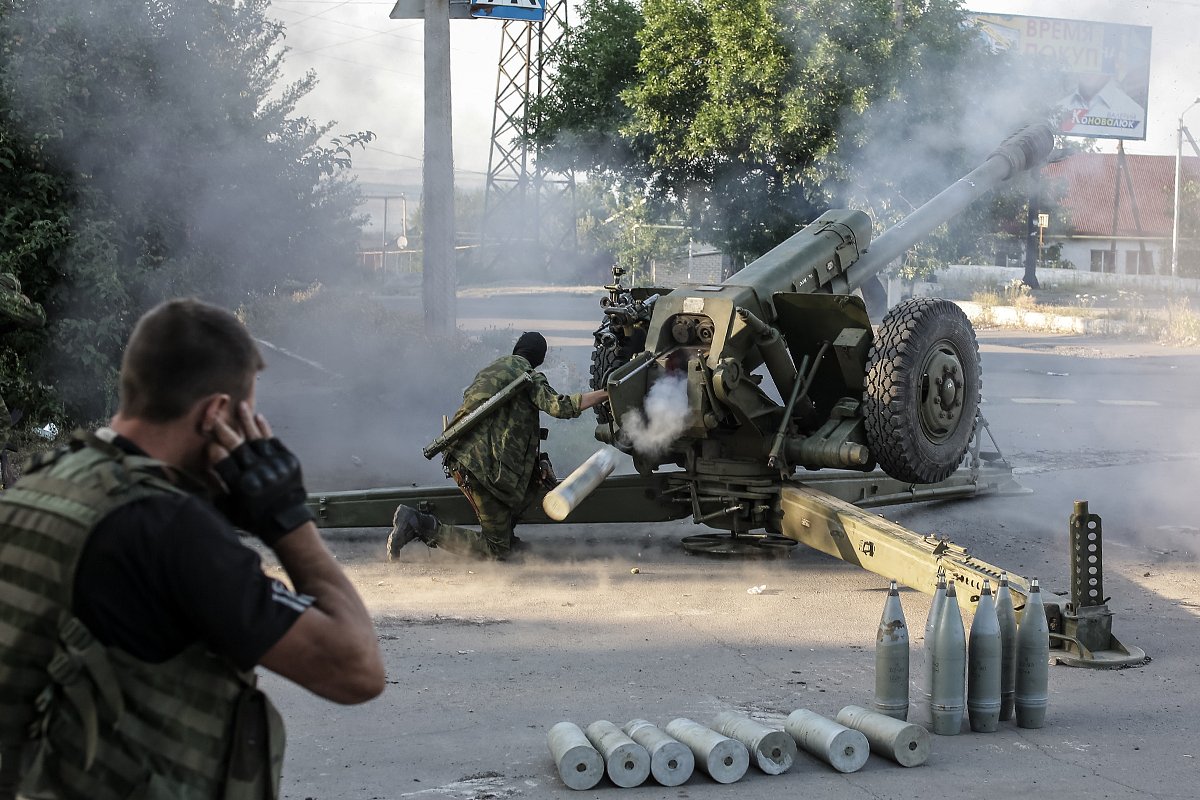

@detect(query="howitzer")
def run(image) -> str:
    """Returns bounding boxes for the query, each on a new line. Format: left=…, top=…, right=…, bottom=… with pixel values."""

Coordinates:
left=311, top=122, right=1146, bottom=666
left=314, top=124, right=1057, bottom=612
left=592, top=122, right=1055, bottom=487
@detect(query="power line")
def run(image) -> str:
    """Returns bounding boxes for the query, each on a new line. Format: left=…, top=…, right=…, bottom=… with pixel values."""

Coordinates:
left=291, top=28, right=393, bottom=54
left=298, top=50, right=420, bottom=76
left=359, top=145, right=490, bottom=176
left=270, top=5, right=487, bottom=57
left=272, top=4, right=421, bottom=32
left=282, top=0, right=358, bottom=25
left=271, top=6, right=422, bottom=45
left=287, top=29, right=423, bottom=55
left=270, top=4, right=494, bottom=49
left=365, top=144, right=422, bottom=161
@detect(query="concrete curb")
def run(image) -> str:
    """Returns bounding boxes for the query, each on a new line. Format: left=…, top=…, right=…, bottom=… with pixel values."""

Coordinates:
left=954, top=301, right=1144, bottom=336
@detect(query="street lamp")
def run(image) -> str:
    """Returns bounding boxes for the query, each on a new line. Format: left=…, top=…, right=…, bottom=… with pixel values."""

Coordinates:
left=1171, top=97, right=1200, bottom=278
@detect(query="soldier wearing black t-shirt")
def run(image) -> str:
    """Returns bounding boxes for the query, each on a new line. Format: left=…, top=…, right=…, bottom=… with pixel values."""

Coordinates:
left=0, top=299, right=385, bottom=800
left=73, top=434, right=314, bottom=669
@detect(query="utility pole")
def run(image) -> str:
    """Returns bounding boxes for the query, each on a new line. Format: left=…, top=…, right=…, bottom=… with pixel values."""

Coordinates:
left=391, top=0, right=461, bottom=337
left=422, top=0, right=456, bottom=337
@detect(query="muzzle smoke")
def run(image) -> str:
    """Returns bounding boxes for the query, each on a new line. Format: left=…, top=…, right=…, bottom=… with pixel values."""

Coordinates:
left=620, top=373, right=689, bottom=458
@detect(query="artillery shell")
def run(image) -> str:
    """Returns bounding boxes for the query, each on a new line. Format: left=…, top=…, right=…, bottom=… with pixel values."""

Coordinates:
left=784, top=708, right=869, bottom=773
left=542, top=447, right=619, bottom=521
left=921, top=573, right=948, bottom=718
left=930, top=582, right=966, bottom=735
left=622, top=719, right=693, bottom=787
left=547, top=721, right=604, bottom=790
left=711, top=710, right=796, bottom=775
left=967, top=581, right=1002, bottom=733
left=1015, top=578, right=1051, bottom=729
left=664, top=718, right=749, bottom=784
left=835, top=705, right=930, bottom=767
left=874, top=580, right=910, bottom=721
left=584, top=720, right=650, bottom=788
left=995, top=572, right=1018, bottom=721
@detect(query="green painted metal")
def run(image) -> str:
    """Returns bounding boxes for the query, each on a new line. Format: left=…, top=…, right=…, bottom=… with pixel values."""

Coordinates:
left=308, top=451, right=1022, bottom=531
left=308, top=472, right=690, bottom=528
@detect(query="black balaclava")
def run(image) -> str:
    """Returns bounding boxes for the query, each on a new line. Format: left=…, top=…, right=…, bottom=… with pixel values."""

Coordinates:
left=513, top=331, right=547, bottom=368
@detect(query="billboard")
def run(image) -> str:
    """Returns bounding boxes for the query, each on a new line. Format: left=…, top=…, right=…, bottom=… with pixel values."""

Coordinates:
left=970, top=14, right=1152, bottom=141
left=470, top=0, right=544, bottom=21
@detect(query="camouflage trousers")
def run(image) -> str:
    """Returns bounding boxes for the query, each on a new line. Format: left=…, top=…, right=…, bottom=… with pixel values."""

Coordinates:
left=426, top=468, right=543, bottom=560
left=0, top=394, right=9, bottom=449
left=0, top=395, right=12, bottom=490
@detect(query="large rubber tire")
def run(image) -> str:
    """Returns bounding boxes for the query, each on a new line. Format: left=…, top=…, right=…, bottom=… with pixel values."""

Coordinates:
left=864, top=298, right=981, bottom=484
left=589, top=337, right=624, bottom=392
left=589, top=337, right=625, bottom=424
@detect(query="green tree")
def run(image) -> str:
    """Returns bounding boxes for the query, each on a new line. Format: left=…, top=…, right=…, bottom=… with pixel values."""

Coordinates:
left=530, top=0, right=648, bottom=185
left=531, top=0, right=1060, bottom=270
left=1176, top=177, right=1200, bottom=278
left=0, top=0, right=370, bottom=423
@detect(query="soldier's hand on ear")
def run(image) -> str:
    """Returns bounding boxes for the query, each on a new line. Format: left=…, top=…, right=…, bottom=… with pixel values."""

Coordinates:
left=210, top=403, right=314, bottom=546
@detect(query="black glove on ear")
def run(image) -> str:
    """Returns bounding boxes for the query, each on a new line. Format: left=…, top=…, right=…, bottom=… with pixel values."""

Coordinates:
left=213, top=437, right=314, bottom=546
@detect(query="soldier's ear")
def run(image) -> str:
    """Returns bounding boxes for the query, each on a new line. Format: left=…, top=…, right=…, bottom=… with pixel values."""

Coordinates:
left=196, top=393, right=232, bottom=439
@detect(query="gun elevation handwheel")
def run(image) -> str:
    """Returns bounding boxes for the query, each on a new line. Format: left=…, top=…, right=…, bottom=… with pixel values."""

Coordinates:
left=863, top=298, right=981, bottom=484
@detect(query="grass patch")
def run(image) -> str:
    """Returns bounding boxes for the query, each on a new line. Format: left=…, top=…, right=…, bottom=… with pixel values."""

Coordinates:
left=1159, top=296, right=1200, bottom=346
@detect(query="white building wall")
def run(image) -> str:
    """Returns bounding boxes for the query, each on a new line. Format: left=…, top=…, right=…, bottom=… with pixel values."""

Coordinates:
left=1051, top=237, right=1169, bottom=275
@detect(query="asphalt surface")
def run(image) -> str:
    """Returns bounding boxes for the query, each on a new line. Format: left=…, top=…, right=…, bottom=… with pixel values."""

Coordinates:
left=256, top=291, right=1200, bottom=800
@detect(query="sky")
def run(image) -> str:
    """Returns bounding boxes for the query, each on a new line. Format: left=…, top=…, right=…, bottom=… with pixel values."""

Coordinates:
left=266, top=0, right=1200, bottom=192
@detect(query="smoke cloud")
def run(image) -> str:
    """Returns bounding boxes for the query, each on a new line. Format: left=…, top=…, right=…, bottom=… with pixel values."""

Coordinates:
left=619, top=373, right=689, bottom=458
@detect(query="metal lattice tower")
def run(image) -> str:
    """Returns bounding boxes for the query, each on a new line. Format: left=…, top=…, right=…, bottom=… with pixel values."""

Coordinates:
left=480, top=0, right=575, bottom=277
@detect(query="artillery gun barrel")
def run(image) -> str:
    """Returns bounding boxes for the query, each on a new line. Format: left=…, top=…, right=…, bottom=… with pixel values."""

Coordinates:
left=845, top=123, right=1055, bottom=292
left=720, top=123, right=1054, bottom=302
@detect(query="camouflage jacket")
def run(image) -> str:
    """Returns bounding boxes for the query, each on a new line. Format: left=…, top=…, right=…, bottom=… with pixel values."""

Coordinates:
left=443, top=354, right=582, bottom=507
left=0, top=286, right=45, bottom=332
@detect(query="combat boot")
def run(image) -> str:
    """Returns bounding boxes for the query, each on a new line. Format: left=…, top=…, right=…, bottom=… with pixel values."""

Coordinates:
left=386, top=505, right=437, bottom=561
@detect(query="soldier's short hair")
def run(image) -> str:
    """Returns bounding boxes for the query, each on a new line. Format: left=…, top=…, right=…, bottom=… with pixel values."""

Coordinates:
left=119, top=299, right=265, bottom=422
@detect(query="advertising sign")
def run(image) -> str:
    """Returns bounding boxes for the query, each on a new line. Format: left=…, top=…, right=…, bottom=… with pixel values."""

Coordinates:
left=971, top=14, right=1152, bottom=141
left=470, top=0, right=544, bottom=22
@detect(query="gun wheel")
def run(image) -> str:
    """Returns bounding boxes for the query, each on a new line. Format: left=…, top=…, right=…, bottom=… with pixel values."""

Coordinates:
left=588, top=339, right=623, bottom=425
left=589, top=338, right=625, bottom=391
left=863, top=297, right=981, bottom=484
left=589, top=321, right=644, bottom=424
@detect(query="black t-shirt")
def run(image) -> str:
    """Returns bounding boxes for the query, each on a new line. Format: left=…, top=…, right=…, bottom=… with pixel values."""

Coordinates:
left=72, top=437, right=309, bottom=671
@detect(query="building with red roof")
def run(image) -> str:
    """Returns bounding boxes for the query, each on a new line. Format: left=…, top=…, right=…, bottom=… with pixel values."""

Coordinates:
left=1040, top=151, right=1200, bottom=275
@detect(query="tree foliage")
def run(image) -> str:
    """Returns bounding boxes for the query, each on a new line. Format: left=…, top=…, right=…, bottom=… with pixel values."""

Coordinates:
left=0, top=0, right=370, bottom=423
left=531, top=0, right=1062, bottom=271
left=530, top=0, right=648, bottom=184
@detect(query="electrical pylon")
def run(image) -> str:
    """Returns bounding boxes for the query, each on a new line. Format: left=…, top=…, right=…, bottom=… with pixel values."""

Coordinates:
left=480, top=0, right=576, bottom=278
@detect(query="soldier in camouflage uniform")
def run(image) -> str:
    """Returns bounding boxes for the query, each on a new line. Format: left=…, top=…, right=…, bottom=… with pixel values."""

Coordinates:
left=387, top=332, right=608, bottom=560
left=0, top=274, right=46, bottom=476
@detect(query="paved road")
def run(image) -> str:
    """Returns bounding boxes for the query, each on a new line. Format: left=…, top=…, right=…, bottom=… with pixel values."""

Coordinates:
left=258, top=291, right=1200, bottom=799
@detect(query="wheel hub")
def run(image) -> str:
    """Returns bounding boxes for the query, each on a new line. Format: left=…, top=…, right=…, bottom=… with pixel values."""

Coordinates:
left=920, top=345, right=965, bottom=442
